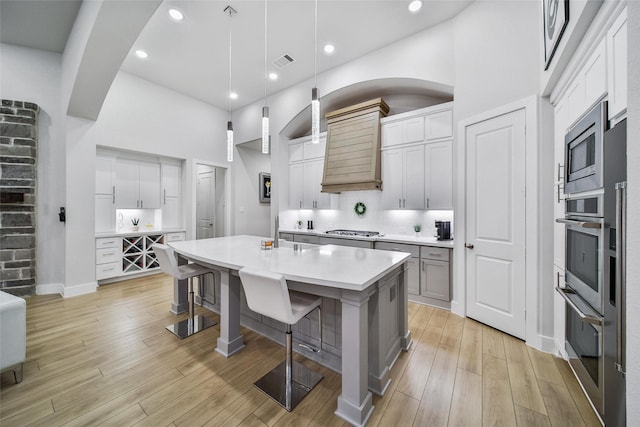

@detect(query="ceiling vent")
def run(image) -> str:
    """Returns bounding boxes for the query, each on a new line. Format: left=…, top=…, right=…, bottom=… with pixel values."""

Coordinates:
left=273, top=54, right=295, bottom=68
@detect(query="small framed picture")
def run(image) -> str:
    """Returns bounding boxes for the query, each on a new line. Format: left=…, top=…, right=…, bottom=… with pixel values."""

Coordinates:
left=543, top=0, right=569, bottom=70
left=259, top=172, right=271, bottom=203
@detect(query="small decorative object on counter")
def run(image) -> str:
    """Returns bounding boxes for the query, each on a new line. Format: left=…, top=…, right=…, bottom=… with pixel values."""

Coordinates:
left=354, top=202, right=366, bottom=216
left=414, top=224, right=421, bottom=236
left=260, top=239, right=274, bottom=250
left=131, top=217, right=140, bottom=232
left=296, top=220, right=303, bottom=229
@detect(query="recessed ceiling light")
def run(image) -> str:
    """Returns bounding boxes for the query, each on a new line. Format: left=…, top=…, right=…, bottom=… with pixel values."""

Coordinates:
left=268, top=72, right=278, bottom=81
left=408, top=0, right=422, bottom=13
left=229, top=92, right=238, bottom=100
left=324, top=44, right=335, bottom=55
left=135, top=50, right=148, bottom=59
left=168, top=8, right=184, bottom=21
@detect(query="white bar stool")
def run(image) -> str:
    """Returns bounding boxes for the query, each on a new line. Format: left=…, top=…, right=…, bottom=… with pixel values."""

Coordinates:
left=238, top=267, right=323, bottom=411
left=152, top=244, right=217, bottom=339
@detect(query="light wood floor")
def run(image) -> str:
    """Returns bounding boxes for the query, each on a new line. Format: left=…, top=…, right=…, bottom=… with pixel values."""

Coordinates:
left=0, top=273, right=602, bottom=427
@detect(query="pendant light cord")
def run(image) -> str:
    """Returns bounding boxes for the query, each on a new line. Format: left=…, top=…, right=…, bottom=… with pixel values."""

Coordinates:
left=228, top=8, right=233, bottom=121
left=314, top=0, right=317, bottom=87
left=264, top=0, right=268, bottom=106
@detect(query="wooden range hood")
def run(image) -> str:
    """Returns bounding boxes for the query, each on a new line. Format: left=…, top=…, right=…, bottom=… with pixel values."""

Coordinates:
left=321, top=98, right=389, bottom=193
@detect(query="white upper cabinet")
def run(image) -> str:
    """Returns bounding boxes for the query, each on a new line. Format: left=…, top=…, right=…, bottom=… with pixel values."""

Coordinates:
left=565, top=38, right=607, bottom=127
left=161, top=161, right=183, bottom=229
left=96, top=154, right=116, bottom=196
left=116, top=158, right=161, bottom=209
left=607, top=7, right=627, bottom=120
left=381, top=116, right=424, bottom=148
left=425, top=109, right=453, bottom=141
left=162, top=162, right=181, bottom=198
left=425, top=140, right=453, bottom=209
left=288, top=133, right=330, bottom=209
left=381, top=145, right=425, bottom=209
left=381, top=103, right=453, bottom=210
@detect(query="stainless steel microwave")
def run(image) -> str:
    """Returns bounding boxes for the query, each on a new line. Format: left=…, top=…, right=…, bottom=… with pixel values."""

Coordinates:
left=564, top=101, right=608, bottom=195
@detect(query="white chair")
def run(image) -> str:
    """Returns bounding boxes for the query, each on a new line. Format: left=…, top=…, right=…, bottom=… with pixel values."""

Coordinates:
left=152, top=244, right=217, bottom=339
left=0, top=291, right=26, bottom=383
left=238, top=267, right=323, bottom=411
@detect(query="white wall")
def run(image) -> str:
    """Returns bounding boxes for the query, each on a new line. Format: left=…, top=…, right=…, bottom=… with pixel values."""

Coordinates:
left=626, top=0, right=639, bottom=422
left=452, top=0, right=541, bottom=123
left=61, top=71, right=230, bottom=292
left=0, top=43, right=66, bottom=290
left=235, top=145, right=271, bottom=237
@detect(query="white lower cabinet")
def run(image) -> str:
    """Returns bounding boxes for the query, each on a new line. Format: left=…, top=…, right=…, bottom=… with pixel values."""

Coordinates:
left=96, top=232, right=185, bottom=281
left=95, top=237, right=122, bottom=280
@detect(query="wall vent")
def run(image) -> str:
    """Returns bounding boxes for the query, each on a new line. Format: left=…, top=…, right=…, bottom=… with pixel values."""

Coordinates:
left=273, top=54, right=295, bottom=68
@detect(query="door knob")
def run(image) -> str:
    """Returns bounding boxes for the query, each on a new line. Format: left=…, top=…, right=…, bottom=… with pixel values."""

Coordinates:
left=465, top=243, right=474, bottom=249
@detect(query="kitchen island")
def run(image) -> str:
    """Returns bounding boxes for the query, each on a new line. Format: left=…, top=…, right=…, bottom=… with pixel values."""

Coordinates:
left=169, top=235, right=412, bottom=426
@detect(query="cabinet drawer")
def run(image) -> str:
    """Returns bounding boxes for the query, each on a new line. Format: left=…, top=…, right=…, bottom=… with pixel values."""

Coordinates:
left=96, top=237, right=121, bottom=249
left=375, top=241, right=419, bottom=258
left=319, top=237, right=374, bottom=249
left=165, top=232, right=186, bottom=242
left=279, top=233, right=294, bottom=241
left=96, top=248, right=121, bottom=264
left=420, top=246, right=450, bottom=261
left=96, top=261, right=122, bottom=280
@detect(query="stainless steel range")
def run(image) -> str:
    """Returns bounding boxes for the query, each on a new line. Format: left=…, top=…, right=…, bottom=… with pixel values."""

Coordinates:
left=325, top=229, right=380, bottom=237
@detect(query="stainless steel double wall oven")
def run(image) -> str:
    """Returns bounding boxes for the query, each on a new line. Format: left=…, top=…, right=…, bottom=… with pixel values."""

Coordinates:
left=556, top=101, right=627, bottom=425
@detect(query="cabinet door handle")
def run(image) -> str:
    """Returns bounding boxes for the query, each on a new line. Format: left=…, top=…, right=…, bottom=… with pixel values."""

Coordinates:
left=427, top=197, right=430, bottom=209
left=399, top=198, right=402, bottom=208
left=136, top=200, right=139, bottom=208
left=465, top=243, right=474, bottom=249
left=299, top=200, right=302, bottom=209
left=112, top=186, right=115, bottom=204
left=557, top=183, right=564, bottom=203
left=557, top=162, right=564, bottom=182
left=164, top=189, right=166, bottom=205
left=428, top=252, right=442, bottom=257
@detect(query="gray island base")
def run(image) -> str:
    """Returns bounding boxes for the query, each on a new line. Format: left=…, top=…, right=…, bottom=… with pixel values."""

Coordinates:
left=169, top=235, right=412, bottom=426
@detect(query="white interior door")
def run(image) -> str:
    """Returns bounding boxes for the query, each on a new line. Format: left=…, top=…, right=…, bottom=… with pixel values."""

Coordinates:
left=465, top=108, right=526, bottom=339
left=196, top=168, right=216, bottom=239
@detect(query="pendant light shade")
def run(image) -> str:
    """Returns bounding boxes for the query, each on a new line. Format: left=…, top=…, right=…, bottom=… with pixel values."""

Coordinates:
left=311, top=87, right=320, bottom=145
left=262, top=106, right=270, bottom=154
left=227, top=121, right=234, bottom=162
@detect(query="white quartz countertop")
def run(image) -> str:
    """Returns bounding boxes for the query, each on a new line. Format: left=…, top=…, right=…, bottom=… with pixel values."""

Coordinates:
left=169, top=235, right=410, bottom=292
left=279, top=228, right=454, bottom=249
left=96, top=228, right=186, bottom=238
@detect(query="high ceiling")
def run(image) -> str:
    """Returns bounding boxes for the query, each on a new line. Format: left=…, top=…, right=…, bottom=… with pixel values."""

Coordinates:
left=1, top=0, right=473, bottom=111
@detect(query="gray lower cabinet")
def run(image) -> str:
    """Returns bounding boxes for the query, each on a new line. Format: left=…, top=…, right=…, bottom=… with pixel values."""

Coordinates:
left=374, top=242, right=420, bottom=294
left=419, top=246, right=451, bottom=303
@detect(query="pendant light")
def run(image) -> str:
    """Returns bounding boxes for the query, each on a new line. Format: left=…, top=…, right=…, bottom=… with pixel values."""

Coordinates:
left=261, top=0, right=269, bottom=154
left=225, top=6, right=237, bottom=162
left=311, top=0, right=320, bottom=144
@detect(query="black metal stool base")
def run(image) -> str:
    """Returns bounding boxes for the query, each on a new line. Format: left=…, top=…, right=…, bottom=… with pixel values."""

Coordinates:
left=165, top=314, right=217, bottom=339
left=254, top=360, right=323, bottom=411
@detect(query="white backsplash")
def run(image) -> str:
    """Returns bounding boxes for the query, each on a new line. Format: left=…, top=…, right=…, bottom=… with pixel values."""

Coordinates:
left=116, top=209, right=163, bottom=232
left=280, top=190, right=454, bottom=239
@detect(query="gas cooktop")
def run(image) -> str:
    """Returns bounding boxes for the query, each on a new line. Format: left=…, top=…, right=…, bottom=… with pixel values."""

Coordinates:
left=325, top=229, right=381, bottom=237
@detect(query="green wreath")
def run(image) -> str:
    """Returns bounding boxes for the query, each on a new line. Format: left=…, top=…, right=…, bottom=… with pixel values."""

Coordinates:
left=354, top=202, right=366, bottom=216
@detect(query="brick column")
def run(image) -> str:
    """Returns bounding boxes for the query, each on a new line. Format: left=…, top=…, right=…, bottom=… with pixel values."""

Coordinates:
left=0, top=99, right=39, bottom=296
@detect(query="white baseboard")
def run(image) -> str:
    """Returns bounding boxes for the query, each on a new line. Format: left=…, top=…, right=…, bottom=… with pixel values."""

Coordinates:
left=63, top=282, right=97, bottom=298
left=450, top=299, right=464, bottom=317
left=35, top=283, right=65, bottom=296
left=527, top=333, right=558, bottom=355
left=35, top=282, right=97, bottom=298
